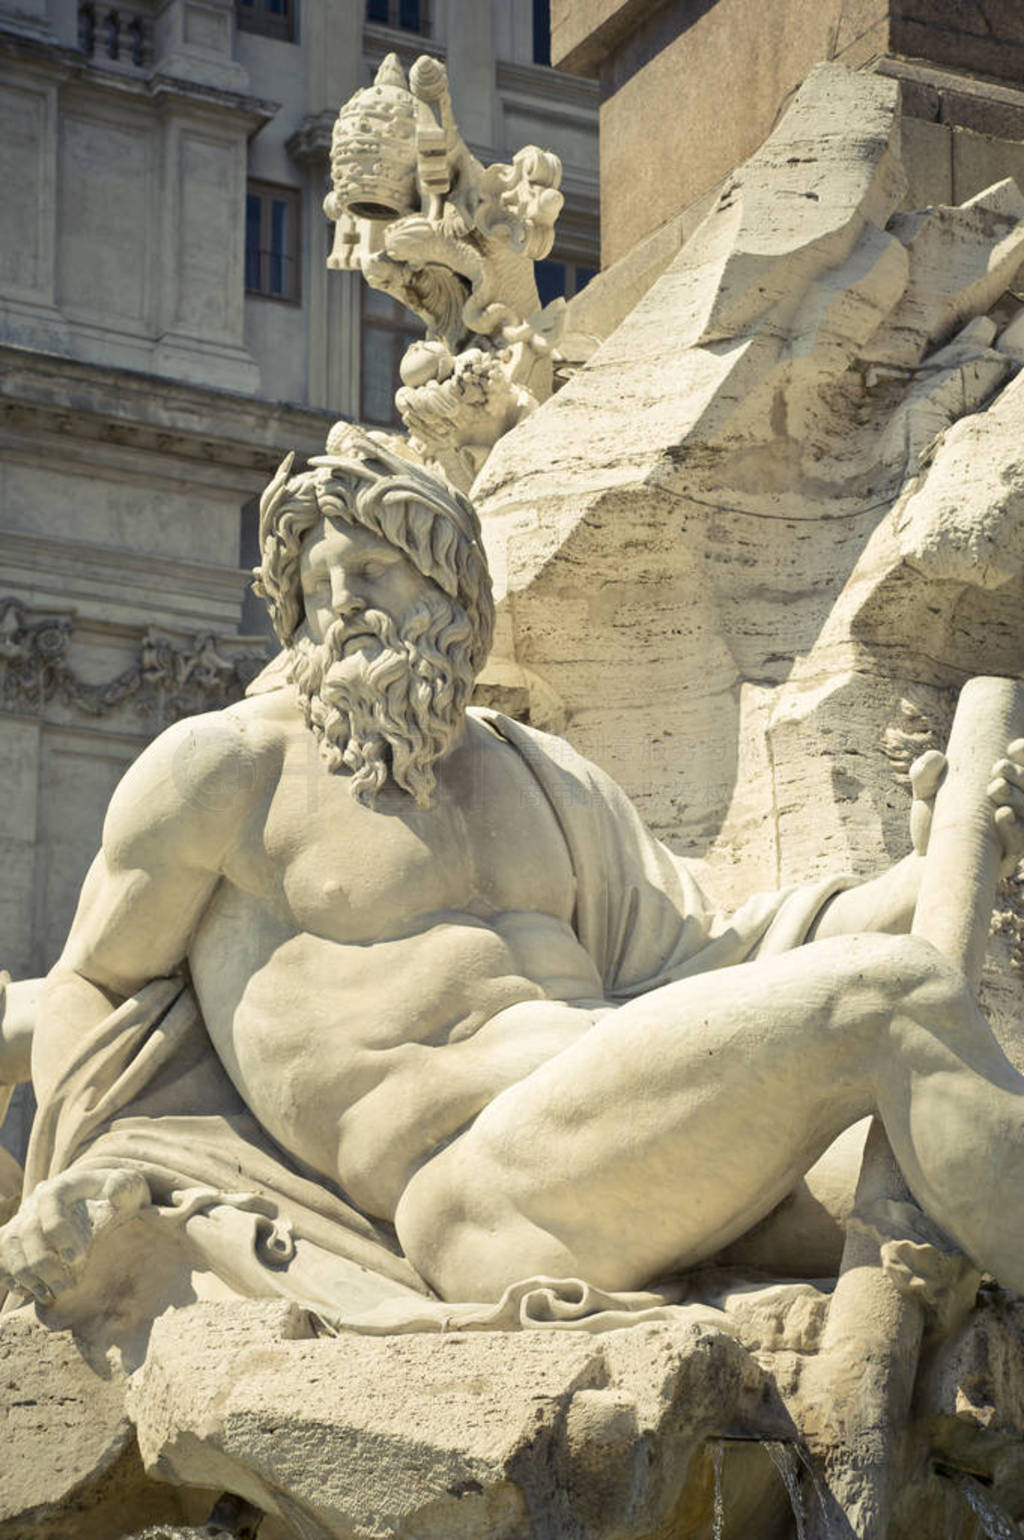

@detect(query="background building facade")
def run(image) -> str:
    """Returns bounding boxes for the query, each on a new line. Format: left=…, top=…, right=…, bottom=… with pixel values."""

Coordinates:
left=0, top=0, right=599, bottom=988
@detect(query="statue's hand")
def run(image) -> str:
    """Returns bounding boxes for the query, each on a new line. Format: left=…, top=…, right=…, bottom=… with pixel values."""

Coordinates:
left=989, top=739, right=1024, bottom=877
left=910, top=741, right=1024, bottom=876
left=909, top=749, right=947, bottom=857
left=0, top=1166, right=149, bottom=1305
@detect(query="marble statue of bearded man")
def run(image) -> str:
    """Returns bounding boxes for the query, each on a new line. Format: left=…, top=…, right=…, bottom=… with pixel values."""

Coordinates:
left=2, top=427, right=1024, bottom=1355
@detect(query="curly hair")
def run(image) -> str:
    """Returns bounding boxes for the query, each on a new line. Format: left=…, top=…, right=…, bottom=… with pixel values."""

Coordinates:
left=252, top=429, right=495, bottom=677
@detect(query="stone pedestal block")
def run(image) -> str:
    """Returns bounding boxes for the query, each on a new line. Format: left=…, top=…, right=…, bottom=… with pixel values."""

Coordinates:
left=552, top=0, right=1024, bottom=267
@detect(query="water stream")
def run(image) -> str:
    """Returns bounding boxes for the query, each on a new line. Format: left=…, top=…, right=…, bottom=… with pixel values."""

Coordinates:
left=793, top=1440, right=829, bottom=1524
left=764, top=1441, right=808, bottom=1540
left=946, top=1470, right=1023, bottom=1540
left=708, top=1438, right=824, bottom=1540
left=126, top=1529, right=226, bottom=1539
left=125, top=1492, right=264, bottom=1540
left=707, top=1438, right=723, bottom=1540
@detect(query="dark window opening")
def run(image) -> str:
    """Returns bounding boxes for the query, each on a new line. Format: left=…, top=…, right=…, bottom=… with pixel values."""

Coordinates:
left=77, top=2, right=94, bottom=51
left=236, top=0, right=296, bottom=44
left=129, top=15, right=144, bottom=64
left=532, top=0, right=550, bottom=65
left=366, top=0, right=429, bottom=33
left=535, top=257, right=597, bottom=308
left=245, top=181, right=302, bottom=303
left=239, top=498, right=278, bottom=643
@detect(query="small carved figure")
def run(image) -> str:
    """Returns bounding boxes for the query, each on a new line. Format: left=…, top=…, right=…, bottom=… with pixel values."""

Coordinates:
left=325, top=54, right=566, bottom=490
left=1, top=430, right=1023, bottom=1330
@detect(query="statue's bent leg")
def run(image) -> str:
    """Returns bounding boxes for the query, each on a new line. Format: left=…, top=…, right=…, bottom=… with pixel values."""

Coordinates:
left=395, top=933, right=1020, bottom=1302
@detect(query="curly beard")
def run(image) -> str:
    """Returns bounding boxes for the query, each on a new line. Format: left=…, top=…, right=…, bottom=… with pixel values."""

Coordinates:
left=287, top=594, right=477, bottom=808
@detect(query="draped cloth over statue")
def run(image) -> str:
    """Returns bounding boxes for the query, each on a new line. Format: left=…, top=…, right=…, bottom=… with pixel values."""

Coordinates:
left=19, top=710, right=851, bottom=1330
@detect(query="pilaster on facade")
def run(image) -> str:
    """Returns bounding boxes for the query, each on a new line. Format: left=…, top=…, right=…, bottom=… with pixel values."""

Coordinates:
left=152, top=95, right=260, bottom=390
left=0, top=51, right=64, bottom=352
left=152, top=0, right=250, bottom=94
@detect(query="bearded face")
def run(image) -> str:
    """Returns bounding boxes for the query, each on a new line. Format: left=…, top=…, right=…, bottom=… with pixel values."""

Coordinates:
left=288, top=524, right=478, bottom=807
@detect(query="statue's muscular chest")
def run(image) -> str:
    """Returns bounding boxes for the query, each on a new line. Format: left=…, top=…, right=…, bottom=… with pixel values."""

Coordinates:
left=235, top=722, right=575, bottom=942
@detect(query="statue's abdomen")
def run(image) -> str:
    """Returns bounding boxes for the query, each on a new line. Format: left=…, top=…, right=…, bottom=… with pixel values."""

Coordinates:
left=188, top=881, right=603, bottom=1217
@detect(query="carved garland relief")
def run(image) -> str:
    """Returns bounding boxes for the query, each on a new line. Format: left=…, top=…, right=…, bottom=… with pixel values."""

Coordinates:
left=0, top=598, right=268, bottom=728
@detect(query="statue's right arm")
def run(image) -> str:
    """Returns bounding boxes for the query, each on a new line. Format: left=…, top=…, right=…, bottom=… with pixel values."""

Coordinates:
left=32, top=711, right=256, bottom=1105
left=0, top=712, right=258, bottom=1303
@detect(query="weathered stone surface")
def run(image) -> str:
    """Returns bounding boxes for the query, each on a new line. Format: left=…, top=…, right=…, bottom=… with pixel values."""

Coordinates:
left=111, top=1284, right=1024, bottom=1539
left=863, top=181, right=1024, bottom=367
left=914, top=1287, right=1024, bottom=1528
left=571, top=0, right=897, bottom=266
left=472, top=62, right=1024, bottom=942
left=554, top=0, right=1024, bottom=271
left=129, top=1301, right=795, bottom=1540
left=0, top=1309, right=187, bottom=1539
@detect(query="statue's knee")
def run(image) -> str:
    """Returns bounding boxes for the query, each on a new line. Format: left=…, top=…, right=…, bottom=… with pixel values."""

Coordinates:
left=897, top=937, right=974, bottom=1024
left=395, top=1121, right=575, bottom=1300
left=834, top=932, right=941, bottom=988
left=395, top=1142, right=499, bottom=1293
left=836, top=933, right=969, bottom=1022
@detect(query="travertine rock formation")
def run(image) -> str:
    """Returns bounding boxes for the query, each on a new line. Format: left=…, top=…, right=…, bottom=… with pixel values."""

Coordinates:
left=473, top=64, right=1024, bottom=952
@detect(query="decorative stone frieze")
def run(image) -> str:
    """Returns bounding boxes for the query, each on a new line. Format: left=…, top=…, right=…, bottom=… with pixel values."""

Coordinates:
left=0, top=601, right=72, bottom=715
left=0, top=597, right=267, bottom=727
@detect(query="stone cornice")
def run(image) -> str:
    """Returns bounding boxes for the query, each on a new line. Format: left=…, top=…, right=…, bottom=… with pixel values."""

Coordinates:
left=875, top=54, right=1024, bottom=136
left=362, top=22, right=446, bottom=72
left=0, top=27, right=279, bottom=129
left=0, top=528, right=251, bottom=607
left=549, top=0, right=652, bottom=78
left=495, top=59, right=599, bottom=114
left=877, top=56, right=1024, bottom=106
left=0, top=345, right=338, bottom=472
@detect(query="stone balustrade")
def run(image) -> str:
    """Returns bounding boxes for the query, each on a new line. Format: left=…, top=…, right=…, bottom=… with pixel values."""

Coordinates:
left=77, top=1, right=152, bottom=66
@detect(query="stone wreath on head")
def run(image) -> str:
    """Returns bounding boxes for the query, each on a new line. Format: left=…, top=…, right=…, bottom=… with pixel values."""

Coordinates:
left=252, top=425, right=495, bottom=673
